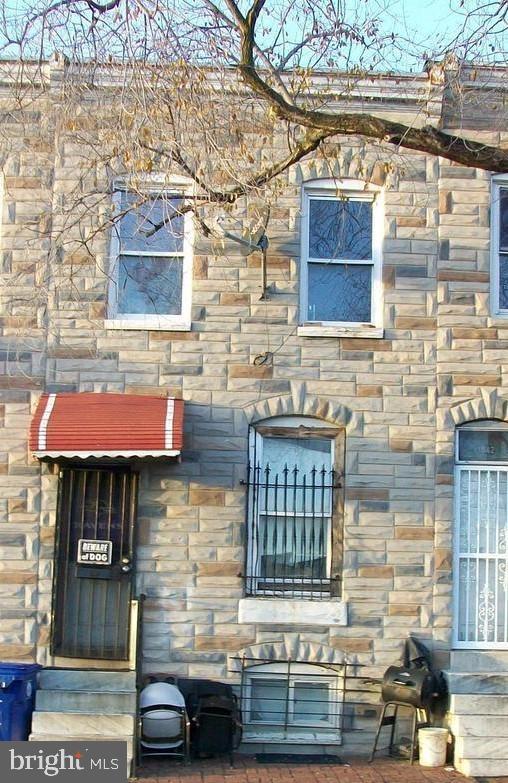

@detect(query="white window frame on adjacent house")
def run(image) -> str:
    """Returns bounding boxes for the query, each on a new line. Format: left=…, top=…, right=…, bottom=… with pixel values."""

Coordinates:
left=242, top=661, right=342, bottom=743
left=105, top=176, right=194, bottom=331
left=298, top=178, right=384, bottom=339
left=491, top=176, right=508, bottom=318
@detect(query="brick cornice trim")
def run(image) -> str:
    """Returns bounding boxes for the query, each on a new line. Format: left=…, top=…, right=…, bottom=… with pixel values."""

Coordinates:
left=243, top=381, right=361, bottom=432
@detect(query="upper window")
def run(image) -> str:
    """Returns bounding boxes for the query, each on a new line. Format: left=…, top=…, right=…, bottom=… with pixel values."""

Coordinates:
left=107, top=187, right=193, bottom=330
left=299, top=179, right=383, bottom=333
left=246, top=417, right=343, bottom=599
left=491, top=179, right=508, bottom=317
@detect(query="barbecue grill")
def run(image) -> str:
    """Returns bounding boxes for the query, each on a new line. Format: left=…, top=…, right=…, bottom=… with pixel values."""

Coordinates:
left=381, top=665, right=438, bottom=708
left=370, top=637, right=446, bottom=765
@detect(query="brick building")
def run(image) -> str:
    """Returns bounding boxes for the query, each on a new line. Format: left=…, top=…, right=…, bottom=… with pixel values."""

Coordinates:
left=0, top=57, right=507, bottom=775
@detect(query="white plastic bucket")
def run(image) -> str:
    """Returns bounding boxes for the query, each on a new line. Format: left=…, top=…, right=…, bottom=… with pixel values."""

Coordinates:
left=418, top=727, right=449, bottom=767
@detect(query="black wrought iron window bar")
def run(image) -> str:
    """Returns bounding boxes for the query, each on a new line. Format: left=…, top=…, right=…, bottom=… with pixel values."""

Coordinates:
left=245, top=463, right=339, bottom=598
left=242, top=660, right=344, bottom=739
left=232, top=655, right=383, bottom=744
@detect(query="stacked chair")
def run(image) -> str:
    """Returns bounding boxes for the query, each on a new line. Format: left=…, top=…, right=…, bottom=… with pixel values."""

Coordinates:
left=138, top=675, right=242, bottom=766
left=178, top=678, right=242, bottom=764
left=138, top=678, right=190, bottom=763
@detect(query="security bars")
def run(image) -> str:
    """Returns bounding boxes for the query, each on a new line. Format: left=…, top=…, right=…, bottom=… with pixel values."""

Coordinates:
left=245, top=463, right=338, bottom=598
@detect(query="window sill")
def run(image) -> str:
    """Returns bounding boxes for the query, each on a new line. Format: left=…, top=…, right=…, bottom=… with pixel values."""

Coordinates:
left=104, top=318, right=192, bottom=332
left=238, top=597, right=348, bottom=627
left=297, top=324, right=384, bottom=339
left=242, top=731, right=341, bottom=744
left=488, top=314, right=508, bottom=326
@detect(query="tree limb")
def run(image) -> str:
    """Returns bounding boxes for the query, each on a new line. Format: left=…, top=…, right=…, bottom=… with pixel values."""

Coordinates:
left=237, top=0, right=508, bottom=172
left=138, top=125, right=329, bottom=235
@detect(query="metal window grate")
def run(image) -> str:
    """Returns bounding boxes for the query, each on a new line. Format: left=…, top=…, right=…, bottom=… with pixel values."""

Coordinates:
left=232, top=656, right=383, bottom=745
left=455, top=465, right=508, bottom=648
left=245, top=463, right=339, bottom=598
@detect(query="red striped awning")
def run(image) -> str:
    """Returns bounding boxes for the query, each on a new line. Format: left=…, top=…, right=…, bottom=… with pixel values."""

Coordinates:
left=30, top=393, right=184, bottom=458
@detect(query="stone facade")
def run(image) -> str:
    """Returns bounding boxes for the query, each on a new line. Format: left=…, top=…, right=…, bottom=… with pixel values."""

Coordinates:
left=1, top=59, right=508, bottom=769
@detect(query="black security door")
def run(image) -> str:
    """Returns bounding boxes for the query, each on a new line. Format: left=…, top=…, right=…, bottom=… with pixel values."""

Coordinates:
left=51, top=467, right=138, bottom=660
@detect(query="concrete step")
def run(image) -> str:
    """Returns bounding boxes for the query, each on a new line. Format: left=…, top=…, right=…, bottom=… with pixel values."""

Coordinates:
left=456, top=736, right=508, bottom=759
left=456, top=758, right=508, bottom=777
left=449, top=693, right=508, bottom=715
left=35, top=689, right=137, bottom=714
left=450, top=649, right=508, bottom=672
left=448, top=714, right=508, bottom=737
left=444, top=670, right=508, bottom=694
left=31, top=712, right=135, bottom=737
left=38, top=669, right=136, bottom=692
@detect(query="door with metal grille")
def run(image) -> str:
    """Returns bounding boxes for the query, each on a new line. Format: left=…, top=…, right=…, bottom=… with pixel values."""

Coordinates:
left=51, top=467, right=137, bottom=660
left=454, top=465, right=508, bottom=648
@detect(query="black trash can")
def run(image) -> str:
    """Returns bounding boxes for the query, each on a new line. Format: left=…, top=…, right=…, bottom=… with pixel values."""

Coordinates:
left=0, top=662, right=42, bottom=740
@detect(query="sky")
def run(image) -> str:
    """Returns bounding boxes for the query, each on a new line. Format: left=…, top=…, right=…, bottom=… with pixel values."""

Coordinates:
left=0, top=0, right=506, bottom=71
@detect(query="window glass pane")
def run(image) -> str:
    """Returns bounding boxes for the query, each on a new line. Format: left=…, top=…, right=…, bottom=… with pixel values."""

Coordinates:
left=259, top=515, right=329, bottom=580
left=308, top=262, right=372, bottom=322
left=262, top=437, right=331, bottom=474
left=309, top=198, right=372, bottom=260
left=250, top=679, right=286, bottom=723
left=293, top=683, right=329, bottom=723
left=118, top=192, right=184, bottom=253
left=118, top=256, right=182, bottom=315
left=500, top=188, right=508, bottom=252
left=499, top=255, right=508, bottom=310
left=261, top=436, right=332, bottom=512
left=458, top=430, right=508, bottom=462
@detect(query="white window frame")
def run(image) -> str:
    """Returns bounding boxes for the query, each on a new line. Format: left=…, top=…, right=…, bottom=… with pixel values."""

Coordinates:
left=298, top=178, right=384, bottom=338
left=247, top=417, right=339, bottom=598
left=243, top=662, right=341, bottom=743
left=105, top=177, right=194, bottom=331
left=454, top=422, right=508, bottom=649
left=491, top=176, right=508, bottom=318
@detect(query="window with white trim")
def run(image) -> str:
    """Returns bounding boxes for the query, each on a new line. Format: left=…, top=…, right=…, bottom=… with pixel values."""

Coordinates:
left=246, top=417, right=343, bottom=598
left=242, top=661, right=342, bottom=742
left=454, top=421, right=508, bottom=649
left=299, top=179, right=383, bottom=332
left=107, top=188, right=193, bottom=330
left=491, top=179, right=508, bottom=316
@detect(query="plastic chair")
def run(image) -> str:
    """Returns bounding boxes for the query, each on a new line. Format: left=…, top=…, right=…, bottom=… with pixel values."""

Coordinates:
left=138, top=681, right=190, bottom=764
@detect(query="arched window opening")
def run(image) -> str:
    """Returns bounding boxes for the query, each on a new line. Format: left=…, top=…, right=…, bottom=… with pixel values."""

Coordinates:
left=245, top=416, right=344, bottom=599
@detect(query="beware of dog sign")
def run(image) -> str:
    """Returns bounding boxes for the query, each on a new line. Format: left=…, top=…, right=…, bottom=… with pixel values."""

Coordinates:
left=77, top=539, right=113, bottom=566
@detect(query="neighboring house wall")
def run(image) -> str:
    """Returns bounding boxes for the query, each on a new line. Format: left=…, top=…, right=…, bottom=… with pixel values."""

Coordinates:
left=0, top=60, right=507, bottom=756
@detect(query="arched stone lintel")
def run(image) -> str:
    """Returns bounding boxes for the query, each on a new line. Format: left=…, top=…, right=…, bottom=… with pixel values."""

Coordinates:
left=449, top=389, right=508, bottom=427
left=242, top=382, right=360, bottom=433
left=229, top=636, right=345, bottom=672
left=289, top=154, right=391, bottom=189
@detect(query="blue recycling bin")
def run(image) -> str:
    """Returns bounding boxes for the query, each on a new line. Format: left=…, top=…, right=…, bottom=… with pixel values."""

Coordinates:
left=0, top=662, right=42, bottom=741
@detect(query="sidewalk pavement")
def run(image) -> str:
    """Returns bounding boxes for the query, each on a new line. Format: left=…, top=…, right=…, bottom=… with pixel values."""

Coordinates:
left=134, top=755, right=477, bottom=783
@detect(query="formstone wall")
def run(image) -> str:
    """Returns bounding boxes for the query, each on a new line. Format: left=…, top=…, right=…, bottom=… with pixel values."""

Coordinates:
left=0, top=61, right=506, bottom=709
